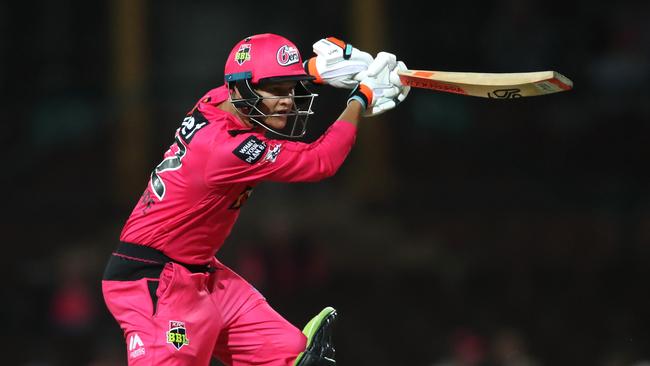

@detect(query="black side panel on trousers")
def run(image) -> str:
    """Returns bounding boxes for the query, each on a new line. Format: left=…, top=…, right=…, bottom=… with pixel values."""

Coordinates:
left=103, top=254, right=164, bottom=281
left=113, top=242, right=215, bottom=273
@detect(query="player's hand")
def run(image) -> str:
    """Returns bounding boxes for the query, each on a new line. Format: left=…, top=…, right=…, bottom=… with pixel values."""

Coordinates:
left=375, top=59, right=410, bottom=116
left=304, top=37, right=373, bottom=89
left=347, top=52, right=410, bottom=117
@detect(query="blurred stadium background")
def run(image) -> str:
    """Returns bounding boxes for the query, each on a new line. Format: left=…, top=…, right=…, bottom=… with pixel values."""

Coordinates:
left=2, top=0, right=650, bottom=365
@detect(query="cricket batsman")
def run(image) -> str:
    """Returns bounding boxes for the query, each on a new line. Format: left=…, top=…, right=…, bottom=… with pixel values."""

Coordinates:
left=102, top=33, right=409, bottom=365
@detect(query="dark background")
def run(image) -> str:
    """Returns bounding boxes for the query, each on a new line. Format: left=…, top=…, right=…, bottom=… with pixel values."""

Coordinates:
left=2, top=0, right=650, bottom=365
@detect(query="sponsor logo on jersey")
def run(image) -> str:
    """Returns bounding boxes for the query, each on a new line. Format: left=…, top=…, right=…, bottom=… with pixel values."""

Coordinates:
left=264, top=143, right=282, bottom=163
left=166, top=320, right=190, bottom=351
left=128, top=333, right=146, bottom=359
left=235, top=44, right=252, bottom=65
left=277, top=45, right=300, bottom=66
left=233, top=136, right=267, bottom=164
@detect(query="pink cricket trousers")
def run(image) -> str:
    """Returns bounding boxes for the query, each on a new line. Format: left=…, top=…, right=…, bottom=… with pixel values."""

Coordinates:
left=102, top=246, right=306, bottom=366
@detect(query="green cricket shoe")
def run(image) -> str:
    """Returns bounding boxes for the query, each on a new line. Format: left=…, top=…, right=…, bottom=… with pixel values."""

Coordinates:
left=294, top=306, right=337, bottom=366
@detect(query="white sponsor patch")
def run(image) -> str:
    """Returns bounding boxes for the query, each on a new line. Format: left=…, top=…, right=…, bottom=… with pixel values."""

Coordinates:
left=128, top=333, right=146, bottom=359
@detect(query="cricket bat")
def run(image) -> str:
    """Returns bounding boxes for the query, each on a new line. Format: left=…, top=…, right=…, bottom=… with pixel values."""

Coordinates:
left=397, top=70, right=573, bottom=98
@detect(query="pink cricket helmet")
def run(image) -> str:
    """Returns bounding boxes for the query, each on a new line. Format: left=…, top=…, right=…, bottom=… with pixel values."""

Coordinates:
left=223, top=34, right=317, bottom=138
left=224, top=33, right=313, bottom=84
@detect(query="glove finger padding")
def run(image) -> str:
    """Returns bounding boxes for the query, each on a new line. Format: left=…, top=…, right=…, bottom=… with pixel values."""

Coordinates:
left=393, top=60, right=411, bottom=103
left=366, top=52, right=397, bottom=77
left=353, top=52, right=398, bottom=82
left=372, top=64, right=400, bottom=99
left=397, top=85, right=411, bottom=103
left=360, top=58, right=410, bottom=117
left=366, top=99, right=397, bottom=117
left=390, top=61, right=408, bottom=86
left=347, top=51, right=410, bottom=117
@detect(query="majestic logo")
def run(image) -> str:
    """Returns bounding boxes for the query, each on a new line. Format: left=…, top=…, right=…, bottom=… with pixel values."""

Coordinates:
left=233, top=136, right=267, bottom=164
left=264, top=143, right=282, bottom=163
left=235, top=44, right=252, bottom=65
left=277, top=45, right=300, bottom=66
left=128, top=333, right=145, bottom=359
left=166, top=321, right=190, bottom=350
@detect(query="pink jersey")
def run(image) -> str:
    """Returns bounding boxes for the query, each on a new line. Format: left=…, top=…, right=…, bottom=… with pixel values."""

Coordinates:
left=120, top=86, right=357, bottom=264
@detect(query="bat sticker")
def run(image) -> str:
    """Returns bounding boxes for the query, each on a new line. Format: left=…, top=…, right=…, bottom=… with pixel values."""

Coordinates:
left=488, top=89, right=522, bottom=99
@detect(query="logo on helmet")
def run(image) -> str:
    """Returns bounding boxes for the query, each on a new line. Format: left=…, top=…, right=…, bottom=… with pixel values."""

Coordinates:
left=276, top=45, right=300, bottom=66
left=235, top=44, right=252, bottom=65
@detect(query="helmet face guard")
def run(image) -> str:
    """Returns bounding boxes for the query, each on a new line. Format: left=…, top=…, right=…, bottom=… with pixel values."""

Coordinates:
left=228, top=76, right=317, bottom=139
left=224, top=34, right=318, bottom=139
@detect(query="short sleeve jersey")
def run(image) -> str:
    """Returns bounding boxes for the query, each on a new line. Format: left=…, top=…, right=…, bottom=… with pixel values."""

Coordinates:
left=119, top=86, right=357, bottom=264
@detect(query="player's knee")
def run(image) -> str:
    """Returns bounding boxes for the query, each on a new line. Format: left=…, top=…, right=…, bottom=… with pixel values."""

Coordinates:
left=279, top=326, right=307, bottom=355
left=252, top=326, right=306, bottom=364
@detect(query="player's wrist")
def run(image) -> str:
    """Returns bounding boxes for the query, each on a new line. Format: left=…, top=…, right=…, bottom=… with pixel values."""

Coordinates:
left=347, top=83, right=372, bottom=111
left=347, top=95, right=366, bottom=110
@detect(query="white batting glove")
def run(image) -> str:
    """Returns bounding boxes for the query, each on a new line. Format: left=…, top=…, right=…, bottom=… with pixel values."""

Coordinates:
left=347, top=52, right=410, bottom=117
left=304, top=37, right=374, bottom=89
left=371, top=60, right=410, bottom=116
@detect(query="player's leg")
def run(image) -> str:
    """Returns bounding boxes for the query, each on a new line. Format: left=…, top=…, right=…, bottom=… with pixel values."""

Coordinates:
left=213, top=302, right=338, bottom=366
left=103, top=257, right=221, bottom=365
left=212, top=300, right=308, bottom=366
left=207, top=260, right=337, bottom=366
left=207, top=261, right=305, bottom=365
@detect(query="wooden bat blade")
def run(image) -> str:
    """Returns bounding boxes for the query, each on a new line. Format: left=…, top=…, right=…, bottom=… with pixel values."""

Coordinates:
left=397, top=70, right=573, bottom=98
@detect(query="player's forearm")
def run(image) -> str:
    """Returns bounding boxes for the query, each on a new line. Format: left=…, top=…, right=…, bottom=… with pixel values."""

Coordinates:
left=336, top=100, right=363, bottom=127
left=242, top=102, right=361, bottom=183
left=261, top=120, right=356, bottom=183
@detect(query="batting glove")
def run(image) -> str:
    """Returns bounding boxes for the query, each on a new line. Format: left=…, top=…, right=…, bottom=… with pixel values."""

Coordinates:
left=377, top=59, right=410, bottom=116
left=347, top=52, right=410, bottom=117
left=304, top=37, right=374, bottom=89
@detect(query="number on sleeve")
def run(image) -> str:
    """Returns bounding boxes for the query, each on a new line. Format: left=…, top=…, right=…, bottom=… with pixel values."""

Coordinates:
left=149, top=114, right=209, bottom=201
left=151, top=136, right=187, bottom=200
